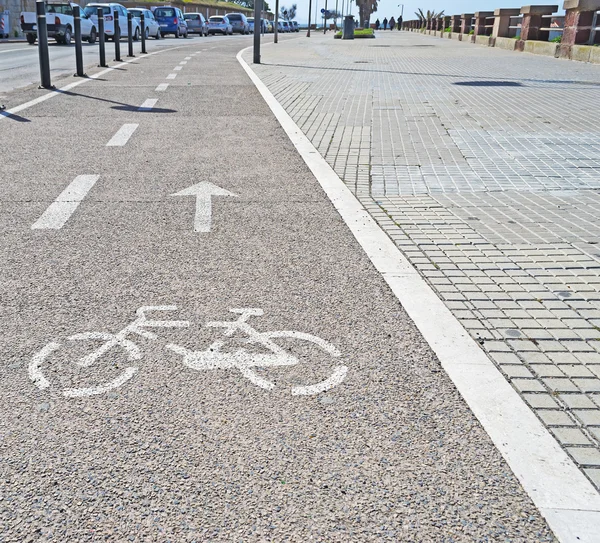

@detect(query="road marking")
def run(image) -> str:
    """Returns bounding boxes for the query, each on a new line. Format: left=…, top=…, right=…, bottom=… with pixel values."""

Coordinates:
left=184, top=56, right=192, bottom=60
left=155, top=83, right=169, bottom=92
left=166, top=73, right=177, bottom=79
left=171, top=181, right=237, bottom=233
left=179, top=60, right=187, bottom=64
left=106, top=123, right=138, bottom=146
left=237, top=47, right=600, bottom=542
left=138, top=98, right=157, bottom=111
left=31, top=175, right=100, bottom=230
left=0, top=44, right=190, bottom=121
left=173, top=66, right=182, bottom=71
left=0, top=47, right=31, bottom=54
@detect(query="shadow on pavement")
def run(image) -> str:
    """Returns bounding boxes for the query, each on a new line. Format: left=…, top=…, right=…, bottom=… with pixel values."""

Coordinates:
left=57, top=89, right=177, bottom=113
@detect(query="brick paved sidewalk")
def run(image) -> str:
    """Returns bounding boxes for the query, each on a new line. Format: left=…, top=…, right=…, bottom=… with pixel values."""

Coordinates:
left=244, top=30, right=600, bottom=491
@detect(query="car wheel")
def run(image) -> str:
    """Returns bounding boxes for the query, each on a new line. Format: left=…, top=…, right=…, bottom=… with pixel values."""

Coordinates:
left=26, top=33, right=36, bottom=44
left=63, top=27, right=72, bottom=45
left=88, top=27, right=97, bottom=44
left=155, top=29, right=161, bottom=39
left=133, top=27, right=140, bottom=41
left=175, top=28, right=180, bottom=38
left=145, top=27, right=149, bottom=39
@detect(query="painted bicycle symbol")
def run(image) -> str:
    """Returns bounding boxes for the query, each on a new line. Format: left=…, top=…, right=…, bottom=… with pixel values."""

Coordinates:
left=29, top=306, right=348, bottom=398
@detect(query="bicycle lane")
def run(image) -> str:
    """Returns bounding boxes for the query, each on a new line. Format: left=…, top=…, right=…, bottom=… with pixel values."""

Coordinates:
left=0, top=40, right=554, bottom=539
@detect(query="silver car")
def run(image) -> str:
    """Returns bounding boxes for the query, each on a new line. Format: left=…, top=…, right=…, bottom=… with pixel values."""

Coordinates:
left=184, top=12, right=208, bottom=36
left=208, top=15, right=232, bottom=35
left=225, top=12, right=249, bottom=34
left=128, top=8, right=161, bottom=40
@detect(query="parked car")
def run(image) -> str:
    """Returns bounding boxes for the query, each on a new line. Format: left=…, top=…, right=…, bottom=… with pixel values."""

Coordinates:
left=21, top=1, right=97, bottom=45
left=83, top=3, right=140, bottom=41
left=225, top=12, right=249, bottom=34
left=247, top=16, right=255, bottom=33
left=153, top=6, right=188, bottom=38
left=275, top=20, right=285, bottom=32
left=263, top=19, right=273, bottom=33
left=290, top=20, right=299, bottom=32
left=183, top=12, right=208, bottom=36
left=207, top=15, right=232, bottom=35
left=128, top=7, right=161, bottom=40
left=281, top=20, right=291, bottom=32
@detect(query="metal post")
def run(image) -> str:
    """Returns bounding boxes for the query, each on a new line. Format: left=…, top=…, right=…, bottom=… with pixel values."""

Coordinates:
left=36, top=0, right=53, bottom=89
left=274, top=0, right=279, bottom=42
left=307, top=0, right=312, bottom=36
left=253, top=0, right=262, bottom=62
left=127, top=12, right=134, bottom=57
left=140, top=12, right=147, bottom=53
left=98, top=8, right=107, bottom=67
left=114, top=9, right=121, bottom=61
left=335, top=0, right=338, bottom=29
left=324, top=0, right=327, bottom=33
left=74, top=5, right=85, bottom=76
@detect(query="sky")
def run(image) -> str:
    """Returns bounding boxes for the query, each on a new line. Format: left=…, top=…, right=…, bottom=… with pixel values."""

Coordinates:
left=284, top=1, right=565, bottom=25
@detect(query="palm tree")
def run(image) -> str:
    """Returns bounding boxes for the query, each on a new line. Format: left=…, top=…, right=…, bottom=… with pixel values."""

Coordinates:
left=415, top=8, right=444, bottom=28
left=355, top=0, right=378, bottom=29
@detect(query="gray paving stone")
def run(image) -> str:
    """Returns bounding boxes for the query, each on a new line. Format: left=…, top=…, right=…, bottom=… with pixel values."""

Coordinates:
left=543, top=378, right=579, bottom=393
left=560, top=394, right=598, bottom=409
left=567, top=447, right=600, bottom=466
left=551, top=427, right=592, bottom=446
left=537, top=410, right=577, bottom=426
left=523, top=394, right=559, bottom=409
left=573, top=410, right=600, bottom=426
left=501, top=366, right=534, bottom=379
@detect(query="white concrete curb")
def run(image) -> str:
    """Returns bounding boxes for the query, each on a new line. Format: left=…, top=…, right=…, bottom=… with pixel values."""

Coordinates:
left=237, top=46, right=600, bottom=543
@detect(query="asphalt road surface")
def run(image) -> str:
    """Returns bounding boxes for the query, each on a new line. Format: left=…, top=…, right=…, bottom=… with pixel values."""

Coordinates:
left=0, top=33, right=245, bottom=95
left=0, top=37, right=555, bottom=541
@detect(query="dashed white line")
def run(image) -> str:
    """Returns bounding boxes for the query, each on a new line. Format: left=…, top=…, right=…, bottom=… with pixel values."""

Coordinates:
left=166, top=73, right=177, bottom=79
left=179, top=61, right=187, bottom=65
left=138, top=98, right=158, bottom=111
left=31, top=175, right=100, bottom=230
left=155, top=83, right=169, bottom=92
left=184, top=56, right=192, bottom=60
left=106, top=123, right=138, bottom=146
left=173, top=66, right=183, bottom=71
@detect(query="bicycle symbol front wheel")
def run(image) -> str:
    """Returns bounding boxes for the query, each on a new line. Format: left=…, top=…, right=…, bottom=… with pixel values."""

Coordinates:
left=260, top=331, right=348, bottom=395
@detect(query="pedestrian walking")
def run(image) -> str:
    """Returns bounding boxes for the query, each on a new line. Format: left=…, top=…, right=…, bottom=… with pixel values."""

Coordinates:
left=383, top=17, right=388, bottom=30
left=375, top=18, right=380, bottom=30
left=389, top=17, right=395, bottom=31
left=398, top=15, right=403, bottom=30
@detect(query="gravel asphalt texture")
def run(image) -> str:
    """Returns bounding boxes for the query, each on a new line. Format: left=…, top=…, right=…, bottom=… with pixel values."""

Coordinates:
left=0, top=36, right=555, bottom=541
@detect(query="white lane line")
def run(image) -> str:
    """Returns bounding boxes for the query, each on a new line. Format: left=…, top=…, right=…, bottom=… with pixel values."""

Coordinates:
left=138, top=98, right=157, bottom=111
left=155, top=83, right=169, bottom=92
left=184, top=56, right=192, bottom=60
left=179, top=60, right=187, bottom=64
left=0, top=44, right=191, bottom=121
left=106, top=123, right=138, bottom=146
left=0, top=47, right=31, bottom=54
left=173, top=66, right=183, bottom=71
left=237, top=47, right=600, bottom=543
left=31, top=175, right=100, bottom=230
left=166, top=73, right=177, bottom=79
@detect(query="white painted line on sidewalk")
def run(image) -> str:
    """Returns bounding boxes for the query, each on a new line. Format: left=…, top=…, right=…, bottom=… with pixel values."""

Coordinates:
left=0, top=44, right=191, bottom=121
left=179, top=60, right=187, bottom=64
left=138, top=98, right=157, bottom=111
left=0, top=47, right=31, bottom=54
left=237, top=47, right=600, bottom=543
left=173, top=66, right=183, bottom=71
left=155, top=83, right=169, bottom=92
left=31, top=175, right=100, bottom=230
left=106, top=123, right=138, bottom=146
left=166, top=73, right=177, bottom=79
left=184, top=56, right=192, bottom=60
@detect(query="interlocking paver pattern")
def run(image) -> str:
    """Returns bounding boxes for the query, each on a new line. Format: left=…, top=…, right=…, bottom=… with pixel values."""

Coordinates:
left=245, top=31, right=600, bottom=490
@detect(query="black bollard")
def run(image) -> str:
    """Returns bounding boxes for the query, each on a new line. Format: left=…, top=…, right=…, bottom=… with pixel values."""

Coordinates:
left=127, top=12, right=134, bottom=57
left=114, top=9, right=121, bottom=61
left=73, top=5, right=85, bottom=76
left=140, top=12, right=146, bottom=54
left=98, top=8, right=107, bottom=67
left=36, top=0, right=53, bottom=88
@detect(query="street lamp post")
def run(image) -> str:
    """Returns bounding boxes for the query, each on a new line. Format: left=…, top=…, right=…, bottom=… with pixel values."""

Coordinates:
left=307, top=0, right=312, bottom=36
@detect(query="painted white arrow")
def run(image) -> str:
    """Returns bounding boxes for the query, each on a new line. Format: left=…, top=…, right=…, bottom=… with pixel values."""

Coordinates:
left=171, top=182, right=237, bottom=233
